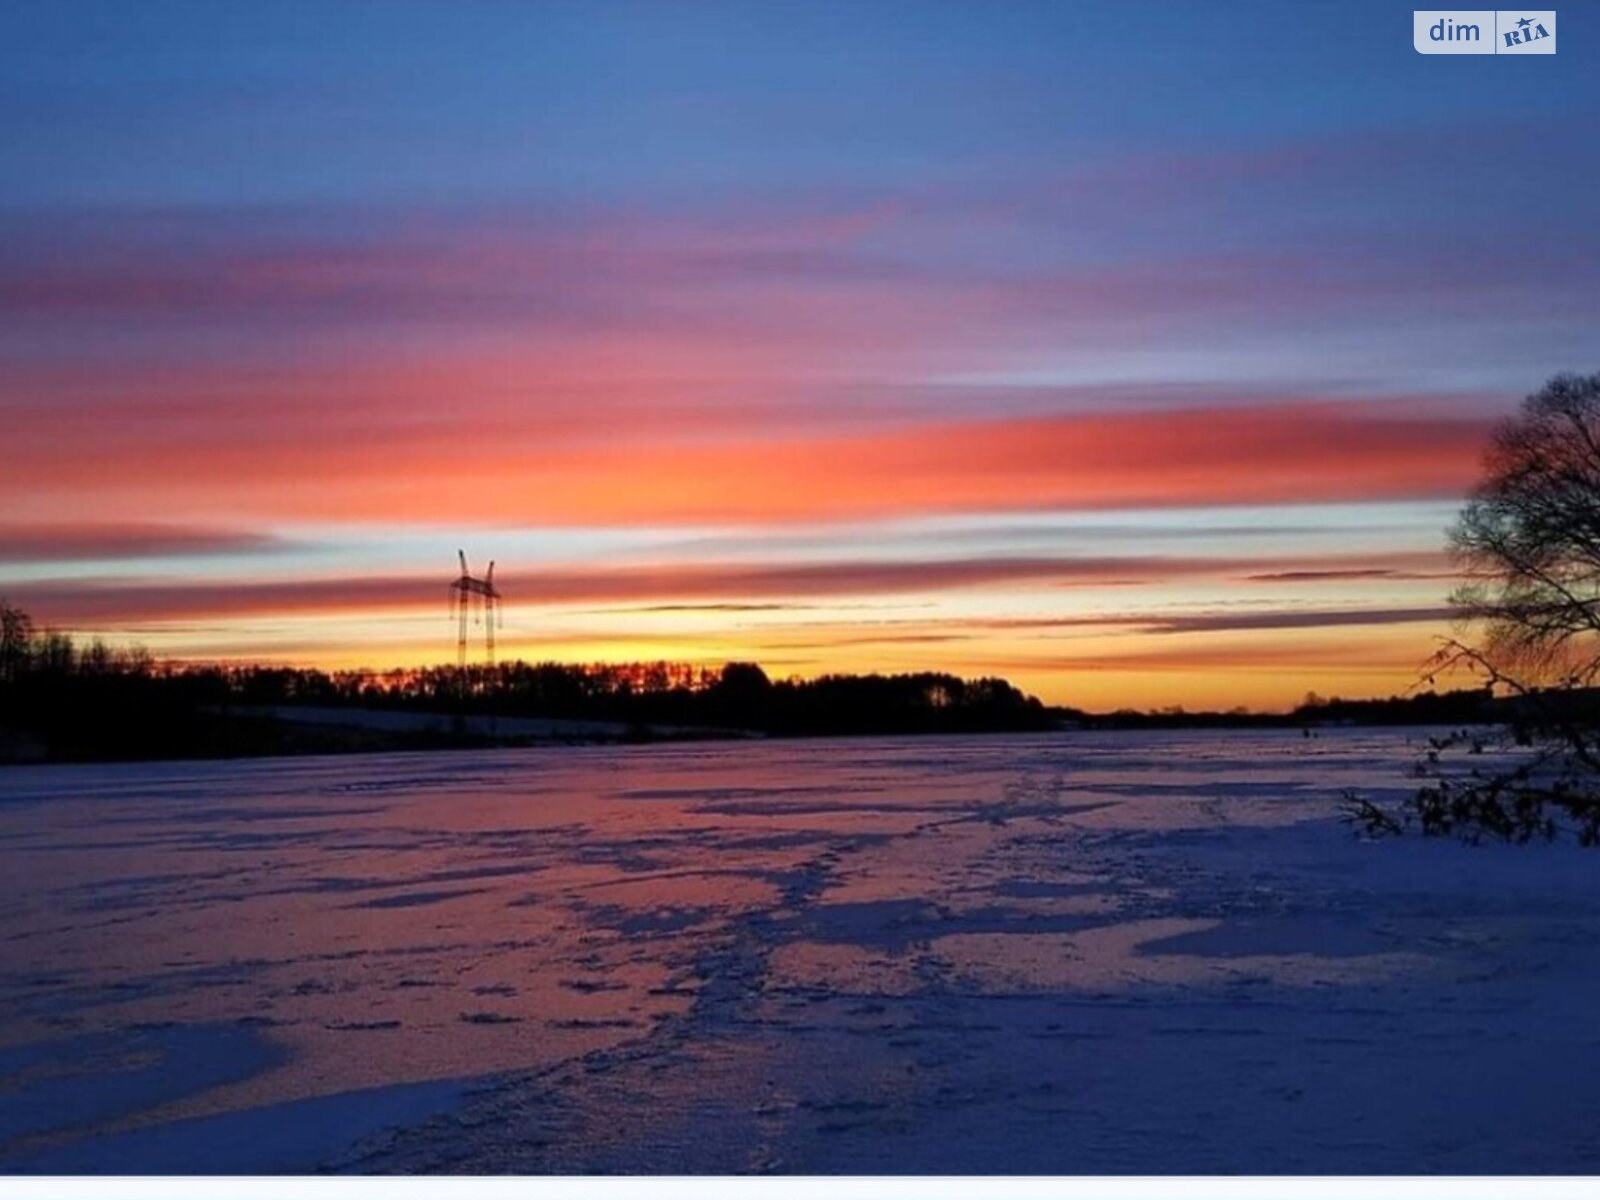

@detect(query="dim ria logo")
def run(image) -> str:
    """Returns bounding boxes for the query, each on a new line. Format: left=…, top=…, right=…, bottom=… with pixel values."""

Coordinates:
left=1414, top=10, right=1555, bottom=53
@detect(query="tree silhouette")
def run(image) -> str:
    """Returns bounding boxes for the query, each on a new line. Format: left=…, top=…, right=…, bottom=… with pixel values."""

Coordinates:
left=0, top=601, right=31, bottom=683
left=1451, top=373, right=1600, bottom=683
left=1381, top=374, right=1600, bottom=843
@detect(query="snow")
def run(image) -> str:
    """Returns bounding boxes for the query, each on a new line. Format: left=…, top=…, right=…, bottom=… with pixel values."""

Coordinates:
left=1, top=729, right=1598, bottom=1173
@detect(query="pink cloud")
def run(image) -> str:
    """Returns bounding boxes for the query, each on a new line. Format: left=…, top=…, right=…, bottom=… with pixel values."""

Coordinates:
left=7, top=550, right=1451, bottom=628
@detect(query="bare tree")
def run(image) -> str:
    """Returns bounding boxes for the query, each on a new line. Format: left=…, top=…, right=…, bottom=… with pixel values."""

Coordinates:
left=1373, top=374, right=1600, bottom=843
left=1451, top=372, right=1600, bottom=686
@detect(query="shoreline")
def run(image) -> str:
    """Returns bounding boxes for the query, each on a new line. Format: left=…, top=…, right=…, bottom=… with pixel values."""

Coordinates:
left=0, top=710, right=1477, bottom=772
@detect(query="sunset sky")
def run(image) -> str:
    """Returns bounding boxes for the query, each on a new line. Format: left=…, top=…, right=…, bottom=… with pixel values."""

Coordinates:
left=3, top=1, right=1597, bottom=710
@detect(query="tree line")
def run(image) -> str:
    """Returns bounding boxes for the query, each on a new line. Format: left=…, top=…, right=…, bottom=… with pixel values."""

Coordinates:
left=0, top=611, right=1050, bottom=762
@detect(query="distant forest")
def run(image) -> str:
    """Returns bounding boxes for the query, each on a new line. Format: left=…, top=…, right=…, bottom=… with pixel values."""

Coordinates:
left=0, top=604, right=1528, bottom=765
left=0, top=608, right=1051, bottom=762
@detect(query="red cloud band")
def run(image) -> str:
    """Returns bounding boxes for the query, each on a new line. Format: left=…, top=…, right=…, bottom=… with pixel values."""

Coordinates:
left=6, top=399, right=1491, bottom=526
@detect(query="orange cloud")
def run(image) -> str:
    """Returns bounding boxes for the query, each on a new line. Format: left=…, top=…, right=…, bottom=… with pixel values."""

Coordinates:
left=7, top=398, right=1490, bottom=527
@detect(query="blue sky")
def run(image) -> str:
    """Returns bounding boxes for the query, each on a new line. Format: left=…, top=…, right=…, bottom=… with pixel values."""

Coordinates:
left=4, top=1, right=1592, bottom=204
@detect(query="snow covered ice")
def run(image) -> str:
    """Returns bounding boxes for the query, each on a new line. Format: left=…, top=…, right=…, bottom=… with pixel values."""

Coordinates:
left=2, top=729, right=1599, bottom=1173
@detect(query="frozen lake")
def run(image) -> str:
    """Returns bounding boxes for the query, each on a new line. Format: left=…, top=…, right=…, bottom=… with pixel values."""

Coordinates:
left=2, top=730, right=1599, bottom=1173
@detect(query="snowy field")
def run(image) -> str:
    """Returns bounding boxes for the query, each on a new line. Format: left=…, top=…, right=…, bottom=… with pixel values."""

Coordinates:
left=2, top=730, right=1599, bottom=1174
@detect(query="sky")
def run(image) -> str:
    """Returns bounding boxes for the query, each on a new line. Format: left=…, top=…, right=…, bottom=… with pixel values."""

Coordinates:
left=2, top=0, right=1597, bottom=710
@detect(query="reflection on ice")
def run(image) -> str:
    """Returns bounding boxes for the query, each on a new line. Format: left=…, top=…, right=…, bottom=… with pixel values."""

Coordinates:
left=2, top=730, right=1600, bottom=1172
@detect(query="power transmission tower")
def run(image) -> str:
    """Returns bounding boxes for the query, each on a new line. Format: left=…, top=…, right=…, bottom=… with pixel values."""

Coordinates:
left=449, top=550, right=502, bottom=669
